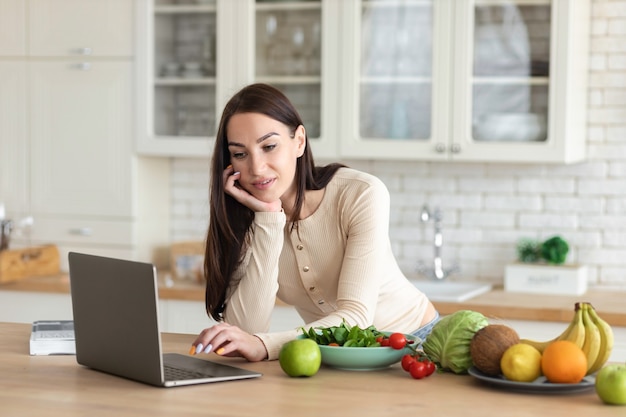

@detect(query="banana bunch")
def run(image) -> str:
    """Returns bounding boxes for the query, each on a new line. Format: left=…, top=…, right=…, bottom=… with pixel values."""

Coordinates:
left=520, top=302, right=614, bottom=375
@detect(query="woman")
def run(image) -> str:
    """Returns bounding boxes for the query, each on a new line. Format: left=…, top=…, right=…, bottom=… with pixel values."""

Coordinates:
left=191, top=83, right=438, bottom=361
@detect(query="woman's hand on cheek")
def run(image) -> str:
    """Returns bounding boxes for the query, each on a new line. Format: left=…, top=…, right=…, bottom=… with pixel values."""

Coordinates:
left=189, top=323, right=268, bottom=362
left=223, top=166, right=282, bottom=213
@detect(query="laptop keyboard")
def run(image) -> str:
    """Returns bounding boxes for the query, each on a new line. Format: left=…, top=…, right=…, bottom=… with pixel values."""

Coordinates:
left=164, top=365, right=214, bottom=381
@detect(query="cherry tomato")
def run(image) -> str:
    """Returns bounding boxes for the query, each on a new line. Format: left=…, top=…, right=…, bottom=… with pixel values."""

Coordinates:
left=401, top=354, right=416, bottom=372
left=379, top=337, right=390, bottom=347
left=409, top=361, right=428, bottom=379
left=388, top=333, right=407, bottom=350
left=424, top=360, right=436, bottom=376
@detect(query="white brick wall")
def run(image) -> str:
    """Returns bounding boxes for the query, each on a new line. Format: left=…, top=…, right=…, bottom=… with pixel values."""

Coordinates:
left=169, top=1, right=626, bottom=291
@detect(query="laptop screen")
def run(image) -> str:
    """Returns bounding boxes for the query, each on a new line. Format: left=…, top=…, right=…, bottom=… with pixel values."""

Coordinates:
left=69, top=252, right=166, bottom=385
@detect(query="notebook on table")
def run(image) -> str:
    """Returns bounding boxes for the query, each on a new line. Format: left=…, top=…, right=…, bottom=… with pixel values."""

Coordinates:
left=67, top=252, right=261, bottom=387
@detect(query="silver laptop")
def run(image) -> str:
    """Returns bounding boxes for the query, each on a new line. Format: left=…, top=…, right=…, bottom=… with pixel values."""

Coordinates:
left=68, top=252, right=261, bottom=387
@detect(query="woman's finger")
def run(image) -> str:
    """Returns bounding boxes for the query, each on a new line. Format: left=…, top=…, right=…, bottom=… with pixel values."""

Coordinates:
left=190, top=323, right=230, bottom=354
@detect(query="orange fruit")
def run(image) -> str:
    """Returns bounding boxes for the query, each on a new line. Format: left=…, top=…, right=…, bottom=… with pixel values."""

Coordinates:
left=541, top=340, right=587, bottom=383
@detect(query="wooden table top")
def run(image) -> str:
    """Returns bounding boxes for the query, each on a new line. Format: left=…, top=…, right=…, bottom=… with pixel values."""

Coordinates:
left=1, top=322, right=622, bottom=416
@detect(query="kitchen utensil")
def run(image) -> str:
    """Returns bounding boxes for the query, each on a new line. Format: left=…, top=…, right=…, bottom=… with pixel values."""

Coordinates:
left=0, top=220, right=12, bottom=251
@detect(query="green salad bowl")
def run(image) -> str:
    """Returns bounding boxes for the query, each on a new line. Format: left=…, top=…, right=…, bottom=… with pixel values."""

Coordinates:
left=298, top=332, right=418, bottom=371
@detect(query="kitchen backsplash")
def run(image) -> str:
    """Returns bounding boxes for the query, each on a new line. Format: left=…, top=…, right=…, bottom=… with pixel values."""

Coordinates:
left=168, top=1, right=626, bottom=290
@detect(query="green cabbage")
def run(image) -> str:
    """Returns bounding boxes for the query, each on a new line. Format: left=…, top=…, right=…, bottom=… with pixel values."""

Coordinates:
left=422, top=310, right=488, bottom=374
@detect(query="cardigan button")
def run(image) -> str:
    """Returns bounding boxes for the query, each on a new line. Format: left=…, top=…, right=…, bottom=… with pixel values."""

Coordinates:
left=309, top=286, right=315, bottom=291
left=297, top=244, right=304, bottom=250
left=303, top=266, right=310, bottom=272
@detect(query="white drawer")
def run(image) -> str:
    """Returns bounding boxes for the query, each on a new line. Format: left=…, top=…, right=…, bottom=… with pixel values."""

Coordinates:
left=28, top=0, right=134, bottom=58
left=28, top=217, right=135, bottom=246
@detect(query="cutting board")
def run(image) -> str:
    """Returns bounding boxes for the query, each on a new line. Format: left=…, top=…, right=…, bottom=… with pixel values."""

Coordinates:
left=0, top=245, right=61, bottom=283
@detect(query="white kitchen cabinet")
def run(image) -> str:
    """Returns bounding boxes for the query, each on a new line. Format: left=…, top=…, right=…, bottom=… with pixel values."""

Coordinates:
left=0, top=291, right=73, bottom=324
left=135, top=0, right=339, bottom=159
left=0, top=2, right=27, bottom=219
left=0, top=61, right=28, bottom=217
left=251, top=0, right=339, bottom=159
left=0, top=0, right=26, bottom=56
left=0, top=0, right=170, bottom=270
left=136, top=0, right=588, bottom=164
left=337, top=0, right=589, bottom=163
left=29, top=61, right=134, bottom=218
left=135, top=0, right=221, bottom=157
left=0, top=288, right=304, bottom=335
left=28, top=0, right=134, bottom=57
left=158, top=299, right=303, bottom=334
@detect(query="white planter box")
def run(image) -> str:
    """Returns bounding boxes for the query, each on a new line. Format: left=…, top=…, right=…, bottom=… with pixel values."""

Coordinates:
left=504, top=263, right=588, bottom=296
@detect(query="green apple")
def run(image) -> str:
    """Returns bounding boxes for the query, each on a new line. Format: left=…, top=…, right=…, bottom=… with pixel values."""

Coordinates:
left=278, top=339, right=321, bottom=377
left=595, top=364, right=626, bottom=405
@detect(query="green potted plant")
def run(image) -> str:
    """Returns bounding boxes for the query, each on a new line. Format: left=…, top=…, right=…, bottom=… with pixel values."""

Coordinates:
left=504, top=235, right=588, bottom=295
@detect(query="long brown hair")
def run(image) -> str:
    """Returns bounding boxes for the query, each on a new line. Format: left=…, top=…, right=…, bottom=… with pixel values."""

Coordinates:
left=204, top=83, right=344, bottom=321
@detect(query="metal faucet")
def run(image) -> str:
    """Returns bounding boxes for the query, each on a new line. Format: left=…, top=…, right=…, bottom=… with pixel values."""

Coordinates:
left=417, top=205, right=458, bottom=280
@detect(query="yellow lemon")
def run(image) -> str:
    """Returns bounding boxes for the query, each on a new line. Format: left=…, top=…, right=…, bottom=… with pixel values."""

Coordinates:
left=500, top=343, right=542, bottom=382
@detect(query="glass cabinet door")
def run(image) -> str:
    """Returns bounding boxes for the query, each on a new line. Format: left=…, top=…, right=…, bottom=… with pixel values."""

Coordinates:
left=450, top=0, right=587, bottom=163
left=254, top=0, right=331, bottom=155
left=138, top=0, right=334, bottom=157
left=470, top=1, right=550, bottom=144
left=137, top=0, right=218, bottom=156
left=339, top=0, right=586, bottom=163
left=359, top=1, right=433, bottom=140
left=153, top=0, right=217, bottom=138
left=339, top=0, right=448, bottom=160
left=136, top=0, right=586, bottom=162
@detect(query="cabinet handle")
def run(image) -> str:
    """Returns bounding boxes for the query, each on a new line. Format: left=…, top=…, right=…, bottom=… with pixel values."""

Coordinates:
left=450, top=143, right=461, bottom=153
left=75, top=62, right=92, bottom=71
left=68, top=227, right=93, bottom=236
left=435, top=143, right=446, bottom=153
left=77, top=47, right=93, bottom=55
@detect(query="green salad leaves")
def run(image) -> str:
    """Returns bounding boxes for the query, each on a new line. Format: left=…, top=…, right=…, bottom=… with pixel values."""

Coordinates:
left=300, top=321, right=385, bottom=347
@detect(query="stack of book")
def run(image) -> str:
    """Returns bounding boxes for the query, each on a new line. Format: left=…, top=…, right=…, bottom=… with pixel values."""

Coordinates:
left=29, top=320, right=75, bottom=356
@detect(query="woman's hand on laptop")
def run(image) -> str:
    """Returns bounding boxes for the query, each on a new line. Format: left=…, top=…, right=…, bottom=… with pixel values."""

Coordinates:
left=190, top=323, right=268, bottom=362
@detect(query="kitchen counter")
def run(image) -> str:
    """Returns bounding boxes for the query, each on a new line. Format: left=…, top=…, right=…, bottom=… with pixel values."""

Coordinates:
left=1, top=321, right=621, bottom=417
left=2, top=273, right=626, bottom=326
